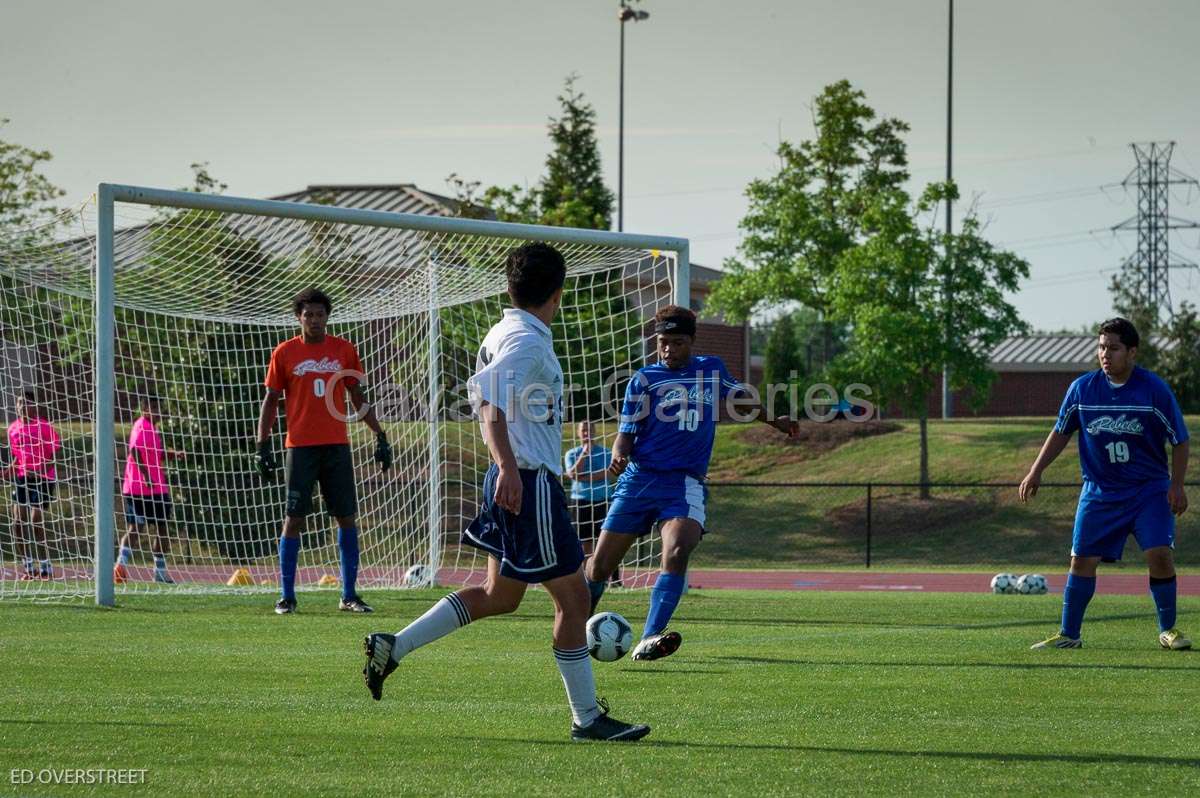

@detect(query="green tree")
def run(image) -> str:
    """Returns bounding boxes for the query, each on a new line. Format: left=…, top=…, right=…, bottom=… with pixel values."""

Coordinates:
left=1108, top=262, right=1160, bottom=371
left=828, top=182, right=1029, bottom=495
left=1152, top=301, right=1200, bottom=412
left=761, top=311, right=803, bottom=416
left=706, top=80, right=909, bottom=324
left=707, top=82, right=1028, bottom=492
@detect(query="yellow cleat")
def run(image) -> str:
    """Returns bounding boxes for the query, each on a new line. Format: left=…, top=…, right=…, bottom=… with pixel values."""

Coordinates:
left=1159, top=628, right=1193, bottom=650
left=1030, top=633, right=1082, bottom=650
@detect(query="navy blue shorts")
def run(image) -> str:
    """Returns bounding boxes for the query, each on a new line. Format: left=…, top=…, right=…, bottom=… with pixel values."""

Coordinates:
left=123, top=493, right=173, bottom=527
left=12, top=476, right=54, bottom=508
left=462, top=465, right=584, bottom=583
left=1071, top=489, right=1174, bottom=561
left=603, top=469, right=707, bottom=536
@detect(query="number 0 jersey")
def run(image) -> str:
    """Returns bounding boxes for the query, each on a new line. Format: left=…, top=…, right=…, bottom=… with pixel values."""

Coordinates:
left=264, top=335, right=363, bottom=448
left=618, top=355, right=744, bottom=480
left=1055, top=366, right=1188, bottom=502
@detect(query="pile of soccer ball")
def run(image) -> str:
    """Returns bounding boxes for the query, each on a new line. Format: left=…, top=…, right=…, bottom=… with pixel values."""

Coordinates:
left=990, top=572, right=1047, bottom=595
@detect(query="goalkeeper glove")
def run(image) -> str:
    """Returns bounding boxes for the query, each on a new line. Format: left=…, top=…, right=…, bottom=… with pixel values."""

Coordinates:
left=256, top=440, right=279, bottom=481
left=374, top=432, right=393, bottom=472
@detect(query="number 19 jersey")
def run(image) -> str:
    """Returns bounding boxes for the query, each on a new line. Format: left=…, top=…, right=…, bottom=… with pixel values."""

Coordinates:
left=1055, top=366, right=1188, bottom=502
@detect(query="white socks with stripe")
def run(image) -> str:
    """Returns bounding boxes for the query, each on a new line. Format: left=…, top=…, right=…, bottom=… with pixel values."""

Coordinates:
left=554, top=646, right=601, bottom=726
left=392, top=593, right=471, bottom=661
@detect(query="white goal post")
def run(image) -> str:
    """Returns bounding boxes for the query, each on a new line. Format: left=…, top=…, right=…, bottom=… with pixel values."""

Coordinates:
left=0, top=184, right=689, bottom=606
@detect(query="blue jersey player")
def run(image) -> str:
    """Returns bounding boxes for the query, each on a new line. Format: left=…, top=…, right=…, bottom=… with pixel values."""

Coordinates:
left=585, top=305, right=796, bottom=661
left=1020, top=318, right=1191, bottom=650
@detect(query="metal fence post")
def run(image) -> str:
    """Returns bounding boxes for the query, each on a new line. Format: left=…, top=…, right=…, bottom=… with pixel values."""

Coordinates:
left=865, top=483, right=873, bottom=569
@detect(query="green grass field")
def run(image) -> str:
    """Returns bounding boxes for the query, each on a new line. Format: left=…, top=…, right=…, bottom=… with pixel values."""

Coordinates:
left=2, top=590, right=1198, bottom=797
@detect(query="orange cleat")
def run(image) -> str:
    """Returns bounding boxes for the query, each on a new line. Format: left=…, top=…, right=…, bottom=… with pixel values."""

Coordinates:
left=113, top=563, right=129, bottom=584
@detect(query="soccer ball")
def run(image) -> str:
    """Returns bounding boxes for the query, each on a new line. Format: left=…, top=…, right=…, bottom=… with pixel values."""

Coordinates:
left=1017, top=573, right=1047, bottom=595
left=990, top=573, right=1017, bottom=594
left=586, top=611, right=633, bottom=662
left=403, top=564, right=431, bottom=588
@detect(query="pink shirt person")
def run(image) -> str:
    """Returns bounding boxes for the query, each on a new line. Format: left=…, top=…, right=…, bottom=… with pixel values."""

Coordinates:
left=122, top=416, right=168, bottom=496
left=6, top=417, right=61, bottom=482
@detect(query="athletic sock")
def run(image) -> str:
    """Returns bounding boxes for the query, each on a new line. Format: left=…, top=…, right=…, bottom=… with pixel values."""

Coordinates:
left=643, top=571, right=686, bottom=639
left=393, top=593, right=471, bottom=660
left=279, top=536, right=300, bottom=601
left=553, top=645, right=600, bottom=727
left=586, top=577, right=607, bottom=615
left=153, top=554, right=167, bottom=572
left=38, top=559, right=51, bottom=576
left=117, top=547, right=132, bottom=566
left=337, top=526, right=360, bottom=600
left=1149, top=575, right=1177, bottom=632
left=1060, top=573, right=1097, bottom=639
left=22, top=557, right=33, bottom=574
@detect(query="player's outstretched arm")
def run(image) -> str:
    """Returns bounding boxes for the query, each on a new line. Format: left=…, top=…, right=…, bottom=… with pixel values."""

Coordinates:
left=478, top=400, right=522, bottom=514
left=1169, top=440, right=1189, bottom=516
left=1018, top=429, right=1072, bottom=503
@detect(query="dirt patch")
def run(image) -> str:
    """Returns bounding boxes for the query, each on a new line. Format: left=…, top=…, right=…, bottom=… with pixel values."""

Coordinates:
left=826, top=492, right=995, bottom=537
left=740, top=418, right=901, bottom=456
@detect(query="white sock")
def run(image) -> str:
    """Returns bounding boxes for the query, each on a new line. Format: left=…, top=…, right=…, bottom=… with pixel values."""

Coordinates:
left=393, top=593, right=470, bottom=661
left=554, top=645, right=600, bottom=726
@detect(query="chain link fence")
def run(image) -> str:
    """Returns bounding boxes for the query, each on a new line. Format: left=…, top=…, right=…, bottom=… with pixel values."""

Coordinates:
left=700, top=481, right=1200, bottom=568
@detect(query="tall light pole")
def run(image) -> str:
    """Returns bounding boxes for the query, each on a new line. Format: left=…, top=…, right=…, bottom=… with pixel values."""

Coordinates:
left=942, top=0, right=954, bottom=419
left=618, top=2, right=649, bottom=232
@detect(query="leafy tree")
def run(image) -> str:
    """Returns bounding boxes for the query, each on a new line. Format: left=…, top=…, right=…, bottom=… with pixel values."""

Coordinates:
left=706, top=80, right=909, bottom=323
left=1156, top=301, right=1200, bottom=413
left=761, top=312, right=802, bottom=416
left=828, top=182, right=1029, bottom=495
left=1108, top=261, right=1160, bottom=371
left=706, top=82, right=1028, bottom=492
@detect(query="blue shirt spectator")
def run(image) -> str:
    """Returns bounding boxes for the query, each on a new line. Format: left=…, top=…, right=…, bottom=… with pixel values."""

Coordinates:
left=563, top=422, right=613, bottom=502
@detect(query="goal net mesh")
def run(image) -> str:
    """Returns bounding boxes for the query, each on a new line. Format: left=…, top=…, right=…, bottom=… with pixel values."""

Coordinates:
left=0, top=193, right=676, bottom=601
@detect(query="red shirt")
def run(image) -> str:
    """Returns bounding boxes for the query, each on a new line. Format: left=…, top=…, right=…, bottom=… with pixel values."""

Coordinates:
left=264, top=335, right=363, bottom=448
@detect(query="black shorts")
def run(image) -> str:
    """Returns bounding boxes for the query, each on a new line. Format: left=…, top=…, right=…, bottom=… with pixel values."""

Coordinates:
left=462, top=465, right=584, bottom=584
left=572, top=500, right=609, bottom=542
left=285, top=444, right=358, bottom=519
left=12, top=476, right=54, bottom=508
left=123, top=493, right=173, bottom=526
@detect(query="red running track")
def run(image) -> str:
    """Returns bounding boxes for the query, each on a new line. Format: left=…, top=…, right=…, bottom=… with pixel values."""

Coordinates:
left=6, top=566, right=1199, bottom=596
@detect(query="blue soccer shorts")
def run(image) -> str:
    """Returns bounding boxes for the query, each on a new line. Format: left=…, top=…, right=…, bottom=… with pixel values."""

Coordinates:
left=462, top=464, right=584, bottom=583
left=1071, top=489, right=1174, bottom=561
left=602, top=470, right=707, bottom=536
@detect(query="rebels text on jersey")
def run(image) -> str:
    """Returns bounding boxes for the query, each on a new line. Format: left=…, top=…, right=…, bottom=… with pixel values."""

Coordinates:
left=467, top=308, right=565, bottom=475
left=618, top=355, right=744, bottom=479
left=1055, top=366, right=1188, bottom=502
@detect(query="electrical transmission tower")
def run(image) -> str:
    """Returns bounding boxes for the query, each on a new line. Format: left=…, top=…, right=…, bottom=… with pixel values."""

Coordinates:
left=1110, top=141, right=1200, bottom=320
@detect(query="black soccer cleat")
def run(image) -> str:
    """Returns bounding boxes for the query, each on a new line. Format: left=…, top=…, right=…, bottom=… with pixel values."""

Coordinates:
left=570, top=699, right=650, bottom=742
left=630, top=630, right=682, bottom=661
left=339, top=594, right=374, bottom=613
left=363, top=632, right=399, bottom=701
left=274, top=597, right=297, bottom=615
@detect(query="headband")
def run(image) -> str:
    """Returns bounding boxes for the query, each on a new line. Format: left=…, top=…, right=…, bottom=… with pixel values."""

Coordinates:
left=654, top=315, right=696, bottom=337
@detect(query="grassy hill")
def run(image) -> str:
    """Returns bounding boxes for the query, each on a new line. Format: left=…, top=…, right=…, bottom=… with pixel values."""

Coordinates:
left=696, top=417, right=1200, bottom=570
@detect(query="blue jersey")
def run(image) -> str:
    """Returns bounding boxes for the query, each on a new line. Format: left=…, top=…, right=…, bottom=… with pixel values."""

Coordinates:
left=1055, top=367, right=1188, bottom=502
left=617, top=355, right=744, bottom=479
left=563, top=444, right=613, bottom=501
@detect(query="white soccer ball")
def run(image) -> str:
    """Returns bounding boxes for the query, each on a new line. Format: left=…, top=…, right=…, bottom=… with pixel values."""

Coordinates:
left=1017, top=573, right=1047, bottom=595
left=403, top=564, right=431, bottom=588
left=990, top=573, right=1017, bottom=594
left=586, top=611, right=633, bottom=662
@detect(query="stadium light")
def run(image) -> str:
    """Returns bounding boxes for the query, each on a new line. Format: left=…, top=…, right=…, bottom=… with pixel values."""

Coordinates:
left=618, top=2, right=649, bottom=232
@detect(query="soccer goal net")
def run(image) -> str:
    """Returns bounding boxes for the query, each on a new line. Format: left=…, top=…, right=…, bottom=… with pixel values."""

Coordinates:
left=0, top=184, right=687, bottom=604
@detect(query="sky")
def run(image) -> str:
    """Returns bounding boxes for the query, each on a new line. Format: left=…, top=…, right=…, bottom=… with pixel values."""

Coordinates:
left=4, top=0, right=1200, bottom=330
